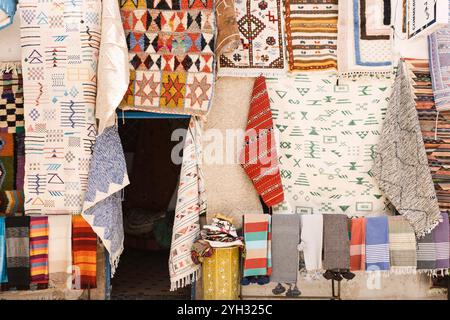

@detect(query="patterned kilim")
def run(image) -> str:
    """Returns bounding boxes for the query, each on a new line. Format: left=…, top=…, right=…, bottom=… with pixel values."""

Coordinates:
left=406, top=59, right=450, bottom=214
left=285, top=0, right=338, bottom=72
left=29, top=216, right=49, bottom=286
left=119, top=0, right=215, bottom=116
left=337, top=0, right=393, bottom=78
left=266, top=73, right=391, bottom=216
left=243, top=214, right=272, bottom=277
left=72, top=215, right=97, bottom=289
left=19, top=0, right=100, bottom=215
left=218, top=0, right=286, bottom=77
left=0, top=63, right=25, bottom=217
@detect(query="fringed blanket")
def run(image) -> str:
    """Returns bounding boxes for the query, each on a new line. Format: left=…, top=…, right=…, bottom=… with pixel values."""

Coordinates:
left=19, top=0, right=101, bottom=215
left=365, top=216, right=390, bottom=271
left=270, top=213, right=300, bottom=284
left=72, top=215, right=97, bottom=289
left=243, top=214, right=272, bottom=277
left=240, top=76, right=284, bottom=208
left=29, top=216, right=49, bottom=286
left=299, top=214, right=323, bottom=274
left=82, top=125, right=129, bottom=278
left=387, top=216, right=417, bottom=274
left=428, top=2, right=450, bottom=112
left=218, top=0, right=286, bottom=77
left=323, top=214, right=350, bottom=270
left=0, top=217, right=6, bottom=283
left=215, top=0, right=240, bottom=55
left=119, top=0, right=215, bottom=116
left=266, top=73, right=391, bottom=216
left=350, top=217, right=366, bottom=271
left=285, top=0, right=338, bottom=72
left=417, top=232, right=437, bottom=272
left=433, top=213, right=449, bottom=273
left=48, top=215, right=72, bottom=285
left=373, top=60, right=441, bottom=238
left=337, top=0, right=393, bottom=79
left=169, top=116, right=206, bottom=291
left=5, top=216, right=30, bottom=288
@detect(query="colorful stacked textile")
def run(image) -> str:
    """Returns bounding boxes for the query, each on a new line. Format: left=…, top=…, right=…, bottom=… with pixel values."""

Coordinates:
left=199, top=215, right=243, bottom=248
left=240, top=76, right=284, bottom=208
left=218, top=0, right=286, bottom=76
left=5, top=216, right=30, bottom=288
left=428, top=1, right=450, bottom=112
left=243, top=214, right=272, bottom=277
left=19, top=0, right=100, bottom=215
left=387, top=216, right=417, bottom=274
left=406, top=59, right=450, bottom=214
left=0, top=217, right=6, bottom=283
left=337, top=0, right=393, bottom=78
left=350, top=217, right=366, bottom=271
left=284, top=0, right=338, bottom=72
left=365, top=216, right=390, bottom=271
left=266, top=73, right=391, bottom=216
left=71, top=215, right=97, bottom=289
left=119, top=0, right=215, bottom=116
left=29, top=216, right=49, bottom=286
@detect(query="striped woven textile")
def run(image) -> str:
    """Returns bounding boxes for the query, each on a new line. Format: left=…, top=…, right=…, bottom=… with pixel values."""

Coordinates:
left=243, top=214, right=272, bottom=277
left=417, top=230, right=437, bottom=272
left=350, top=217, right=366, bottom=271
left=5, top=216, right=30, bottom=288
left=29, top=216, right=48, bottom=286
left=406, top=59, right=450, bottom=214
left=0, top=191, right=24, bottom=216
left=433, top=213, right=450, bottom=271
left=72, top=215, right=97, bottom=289
left=365, top=216, right=390, bottom=271
left=0, top=217, right=6, bottom=283
left=387, top=216, right=417, bottom=273
left=285, top=0, right=338, bottom=72
left=240, top=76, right=284, bottom=207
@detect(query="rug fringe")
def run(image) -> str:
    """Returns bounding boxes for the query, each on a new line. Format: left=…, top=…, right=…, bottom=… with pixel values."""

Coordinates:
left=109, top=243, right=124, bottom=278
left=170, top=268, right=201, bottom=291
left=403, top=211, right=442, bottom=239
left=389, top=266, right=417, bottom=275
left=217, top=69, right=287, bottom=78
left=0, top=61, right=21, bottom=73
left=338, top=70, right=395, bottom=80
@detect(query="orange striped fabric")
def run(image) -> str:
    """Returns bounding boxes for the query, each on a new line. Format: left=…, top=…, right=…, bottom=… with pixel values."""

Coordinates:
left=30, top=216, right=49, bottom=286
left=72, top=215, right=97, bottom=289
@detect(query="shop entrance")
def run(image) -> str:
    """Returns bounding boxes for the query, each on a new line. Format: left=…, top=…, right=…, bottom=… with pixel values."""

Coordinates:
left=111, top=118, right=191, bottom=300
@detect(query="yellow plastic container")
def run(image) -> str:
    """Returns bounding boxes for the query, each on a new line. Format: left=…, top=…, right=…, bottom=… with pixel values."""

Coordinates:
left=202, top=246, right=240, bottom=300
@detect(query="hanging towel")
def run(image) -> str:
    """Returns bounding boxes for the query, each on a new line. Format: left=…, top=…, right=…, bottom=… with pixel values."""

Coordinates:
left=350, top=217, right=366, bottom=271
left=5, top=216, right=30, bottom=288
left=0, top=0, right=17, bottom=30
left=417, top=232, right=437, bottom=273
left=72, top=215, right=97, bottom=290
left=0, top=216, right=7, bottom=283
left=433, top=213, right=450, bottom=273
left=365, top=216, right=390, bottom=271
left=243, top=214, right=272, bottom=277
left=82, top=125, right=129, bottom=278
left=240, top=76, right=284, bottom=208
left=169, top=116, right=206, bottom=291
left=270, top=213, right=301, bottom=284
left=215, top=0, right=240, bottom=55
left=387, top=216, right=417, bottom=274
left=48, top=215, right=72, bottom=285
left=29, top=216, right=49, bottom=285
left=373, top=60, right=441, bottom=238
left=323, top=214, right=350, bottom=270
left=299, top=214, right=323, bottom=273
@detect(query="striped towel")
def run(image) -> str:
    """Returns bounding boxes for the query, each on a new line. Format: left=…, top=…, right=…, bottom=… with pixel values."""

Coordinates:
left=5, top=216, right=30, bottom=288
left=0, top=217, right=6, bottom=283
left=417, top=232, right=437, bottom=272
left=350, top=217, right=366, bottom=271
left=29, top=216, right=49, bottom=286
left=72, top=215, right=97, bottom=289
left=388, top=216, right=417, bottom=273
left=48, top=215, right=72, bottom=285
left=433, top=213, right=449, bottom=272
left=243, top=214, right=272, bottom=277
left=365, top=216, right=390, bottom=271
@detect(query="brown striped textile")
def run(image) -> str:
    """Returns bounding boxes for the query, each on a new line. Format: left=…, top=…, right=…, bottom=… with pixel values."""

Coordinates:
left=72, top=215, right=97, bottom=289
left=285, top=0, right=338, bottom=72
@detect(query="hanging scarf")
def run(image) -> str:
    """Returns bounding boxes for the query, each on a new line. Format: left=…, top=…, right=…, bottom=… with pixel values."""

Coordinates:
left=48, top=215, right=72, bottom=285
left=350, top=217, right=366, bottom=271
left=0, top=0, right=17, bottom=30
left=215, top=0, right=240, bottom=55
left=0, top=216, right=6, bottom=283
left=243, top=213, right=272, bottom=277
left=29, top=216, right=49, bottom=286
left=5, top=216, right=30, bottom=288
left=323, top=214, right=350, bottom=270
left=387, top=216, right=417, bottom=274
left=433, top=213, right=450, bottom=273
left=373, top=60, right=441, bottom=238
left=240, top=76, right=284, bottom=208
left=72, top=215, right=97, bottom=289
left=82, top=125, right=129, bottom=277
left=270, top=213, right=301, bottom=284
left=365, top=216, right=390, bottom=271
left=169, top=116, right=206, bottom=291
left=299, top=214, right=323, bottom=274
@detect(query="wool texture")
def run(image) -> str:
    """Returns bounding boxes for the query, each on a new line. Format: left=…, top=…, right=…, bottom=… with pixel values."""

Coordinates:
left=5, top=216, right=30, bottom=288
left=323, top=214, right=350, bottom=270
left=240, top=76, right=284, bottom=208
left=215, top=0, right=240, bottom=55
left=243, top=213, right=272, bottom=277
left=373, top=60, right=441, bottom=238
left=29, top=216, right=49, bottom=285
left=350, top=217, right=366, bottom=271
left=387, top=216, right=417, bottom=274
left=365, top=216, right=390, bottom=271
left=72, top=215, right=97, bottom=289
left=299, top=213, right=323, bottom=273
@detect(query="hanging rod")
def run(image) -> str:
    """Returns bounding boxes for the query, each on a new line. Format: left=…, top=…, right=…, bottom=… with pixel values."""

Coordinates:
left=117, top=110, right=191, bottom=119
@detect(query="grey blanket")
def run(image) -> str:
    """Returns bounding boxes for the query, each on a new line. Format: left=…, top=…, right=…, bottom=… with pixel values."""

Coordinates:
left=323, top=214, right=350, bottom=270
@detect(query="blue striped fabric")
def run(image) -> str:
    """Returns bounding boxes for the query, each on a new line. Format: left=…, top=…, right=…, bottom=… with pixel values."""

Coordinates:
left=0, top=217, right=7, bottom=283
left=365, top=216, right=390, bottom=271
